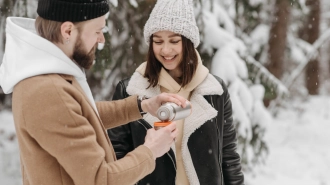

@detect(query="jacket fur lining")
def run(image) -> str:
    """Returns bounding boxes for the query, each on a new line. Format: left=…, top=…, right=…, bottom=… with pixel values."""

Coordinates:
left=126, top=72, right=224, bottom=185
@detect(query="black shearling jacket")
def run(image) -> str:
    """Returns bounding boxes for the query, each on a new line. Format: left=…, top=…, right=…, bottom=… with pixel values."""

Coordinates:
left=107, top=74, right=244, bottom=185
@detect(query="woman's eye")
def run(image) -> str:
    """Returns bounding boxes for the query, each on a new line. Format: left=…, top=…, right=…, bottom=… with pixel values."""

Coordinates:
left=171, top=40, right=181, bottom=44
left=153, top=41, right=162, bottom=44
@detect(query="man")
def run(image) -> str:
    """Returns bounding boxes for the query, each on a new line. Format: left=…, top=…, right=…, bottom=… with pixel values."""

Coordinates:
left=0, top=0, right=186, bottom=184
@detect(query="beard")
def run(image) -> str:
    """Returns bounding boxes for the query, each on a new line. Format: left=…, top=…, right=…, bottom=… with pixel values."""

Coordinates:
left=72, top=38, right=97, bottom=70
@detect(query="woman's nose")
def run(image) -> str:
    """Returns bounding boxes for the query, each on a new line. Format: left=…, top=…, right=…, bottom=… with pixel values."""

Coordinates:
left=161, top=43, right=172, bottom=54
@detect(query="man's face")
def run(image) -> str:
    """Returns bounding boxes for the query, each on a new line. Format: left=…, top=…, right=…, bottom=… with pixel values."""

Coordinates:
left=72, top=15, right=106, bottom=69
left=72, top=36, right=97, bottom=69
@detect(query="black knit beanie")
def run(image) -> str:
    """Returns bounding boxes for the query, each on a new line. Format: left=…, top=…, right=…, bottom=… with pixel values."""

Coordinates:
left=37, top=0, right=110, bottom=22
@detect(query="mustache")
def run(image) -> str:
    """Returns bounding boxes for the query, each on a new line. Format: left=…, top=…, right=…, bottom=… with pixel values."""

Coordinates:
left=91, top=43, right=98, bottom=53
left=88, top=43, right=98, bottom=56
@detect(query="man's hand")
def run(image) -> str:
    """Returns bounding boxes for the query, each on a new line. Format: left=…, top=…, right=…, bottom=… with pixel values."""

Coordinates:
left=143, top=121, right=178, bottom=159
left=141, top=93, right=187, bottom=117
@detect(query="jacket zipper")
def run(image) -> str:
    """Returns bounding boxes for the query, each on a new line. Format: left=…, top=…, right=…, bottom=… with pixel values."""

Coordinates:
left=210, top=96, right=223, bottom=184
left=136, top=120, right=177, bottom=170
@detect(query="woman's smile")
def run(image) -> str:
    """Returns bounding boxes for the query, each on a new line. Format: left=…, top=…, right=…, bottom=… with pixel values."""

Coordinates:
left=162, top=55, right=177, bottom=61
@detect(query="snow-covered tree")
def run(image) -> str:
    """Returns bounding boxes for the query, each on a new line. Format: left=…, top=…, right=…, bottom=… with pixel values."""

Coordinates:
left=194, top=0, right=277, bottom=168
left=2, top=0, right=329, bottom=178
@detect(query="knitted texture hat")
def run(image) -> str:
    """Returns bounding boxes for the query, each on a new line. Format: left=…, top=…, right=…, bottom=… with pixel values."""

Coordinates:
left=144, top=0, right=200, bottom=48
left=37, top=0, right=110, bottom=22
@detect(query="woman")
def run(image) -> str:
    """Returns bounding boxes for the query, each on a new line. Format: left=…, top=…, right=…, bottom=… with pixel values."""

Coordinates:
left=108, top=0, right=245, bottom=184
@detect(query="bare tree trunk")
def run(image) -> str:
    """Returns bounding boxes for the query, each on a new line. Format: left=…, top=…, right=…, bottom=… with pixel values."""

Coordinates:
left=0, top=0, right=18, bottom=110
left=1, top=0, right=17, bottom=50
left=267, top=0, right=291, bottom=80
left=302, top=0, right=321, bottom=95
left=265, top=0, right=290, bottom=106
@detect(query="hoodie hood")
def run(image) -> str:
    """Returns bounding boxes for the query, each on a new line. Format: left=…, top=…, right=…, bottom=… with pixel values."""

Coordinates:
left=0, top=17, right=98, bottom=115
left=0, top=17, right=85, bottom=94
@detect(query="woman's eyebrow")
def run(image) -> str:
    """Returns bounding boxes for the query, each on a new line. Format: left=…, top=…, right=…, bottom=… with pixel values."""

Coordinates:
left=153, top=34, right=181, bottom=38
left=168, top=34, right=181, bottom=38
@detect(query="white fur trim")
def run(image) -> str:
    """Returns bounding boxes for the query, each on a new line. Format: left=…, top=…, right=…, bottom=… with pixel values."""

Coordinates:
left=126, top=72, right=223, bottom=184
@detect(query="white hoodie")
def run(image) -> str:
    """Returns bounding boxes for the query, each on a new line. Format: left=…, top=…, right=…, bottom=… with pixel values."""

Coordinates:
left=0, top=17, right=98, bottom=114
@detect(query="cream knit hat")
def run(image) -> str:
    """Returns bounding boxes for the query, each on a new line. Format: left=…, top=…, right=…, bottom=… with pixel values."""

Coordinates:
left=143, top=0, right=200, bottom=48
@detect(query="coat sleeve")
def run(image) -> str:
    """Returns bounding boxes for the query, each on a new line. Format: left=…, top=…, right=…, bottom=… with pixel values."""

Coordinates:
left=107, top=79, right=135, bottom=159
left=96, top=94, right=142, bottom=130
left=216, top=76, right=245, bottom=185
left=21, top=76, right=154, bottom=185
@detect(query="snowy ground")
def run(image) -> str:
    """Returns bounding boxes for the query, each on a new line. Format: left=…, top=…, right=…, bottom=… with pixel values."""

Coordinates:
left=0, top=96, right=330, bottom=185
left=246, top=95, right=330, bottom=185
left=0, top=110, right=21, bottom=185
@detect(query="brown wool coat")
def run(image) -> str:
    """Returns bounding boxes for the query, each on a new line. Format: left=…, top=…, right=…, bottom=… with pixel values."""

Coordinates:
left=12, top=74, right=155, bottom=185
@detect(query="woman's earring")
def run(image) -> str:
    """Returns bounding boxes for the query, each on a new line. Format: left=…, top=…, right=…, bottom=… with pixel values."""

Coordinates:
left=65, top=38, right=70, bottom=44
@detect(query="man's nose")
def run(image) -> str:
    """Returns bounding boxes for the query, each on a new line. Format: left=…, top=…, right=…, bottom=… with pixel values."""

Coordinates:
left=98, top=32, right=105, bottom=43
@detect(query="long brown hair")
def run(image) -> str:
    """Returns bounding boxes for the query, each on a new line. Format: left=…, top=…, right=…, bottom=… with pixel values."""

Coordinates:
left=144, top=35, right=198, bottom=88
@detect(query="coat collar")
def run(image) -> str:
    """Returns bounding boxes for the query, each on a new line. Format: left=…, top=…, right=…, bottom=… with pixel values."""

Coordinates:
left=126, top=72, right=224, bottom=185
left=59, top=74, right=101, bottom=121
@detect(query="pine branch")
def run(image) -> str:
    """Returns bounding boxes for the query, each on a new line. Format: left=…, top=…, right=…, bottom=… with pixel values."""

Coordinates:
left=244, top=55, right=289, bottom=96
left=284, top=29, right=330, bottom=89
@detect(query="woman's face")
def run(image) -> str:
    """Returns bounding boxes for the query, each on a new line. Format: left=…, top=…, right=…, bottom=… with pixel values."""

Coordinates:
left=152, top=31, right=183, bottom=73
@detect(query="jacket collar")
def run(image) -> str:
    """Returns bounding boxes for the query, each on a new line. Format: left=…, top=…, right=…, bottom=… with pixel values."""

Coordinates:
left=59, top=75, right=107, bottom=146
left=126, top=72, right=223, bottom=184
left=59, top=74, right=101, bottom=121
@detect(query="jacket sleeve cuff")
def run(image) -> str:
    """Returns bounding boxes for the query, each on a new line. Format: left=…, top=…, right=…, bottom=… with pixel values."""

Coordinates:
left=134, top=145, right=156, bottom=173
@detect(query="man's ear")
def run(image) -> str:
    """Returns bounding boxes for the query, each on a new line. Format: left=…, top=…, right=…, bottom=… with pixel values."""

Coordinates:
left=60, top=22, right=74, bottom=43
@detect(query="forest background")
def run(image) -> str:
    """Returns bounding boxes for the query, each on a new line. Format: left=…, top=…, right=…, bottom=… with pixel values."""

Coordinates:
left=0, top=0, right=330, bottom=184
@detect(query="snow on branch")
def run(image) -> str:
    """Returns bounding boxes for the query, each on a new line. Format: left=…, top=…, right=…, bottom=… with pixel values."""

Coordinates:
left=284, top=29, right=330, bottom=88
left=109, top=0, right=118, bottom=7
left=244, top=55, right=289, bottom=97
